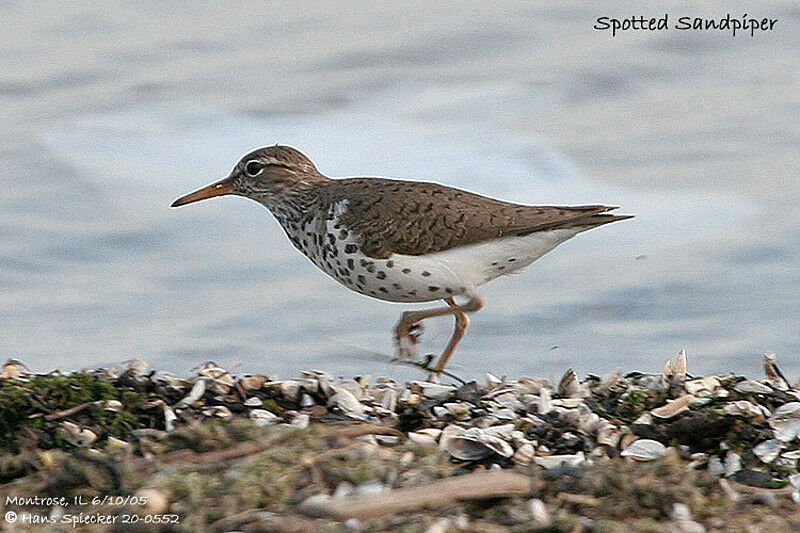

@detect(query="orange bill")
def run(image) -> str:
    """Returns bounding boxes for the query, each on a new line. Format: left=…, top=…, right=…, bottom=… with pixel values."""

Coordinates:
left=171, top=176, right=235, bottom=207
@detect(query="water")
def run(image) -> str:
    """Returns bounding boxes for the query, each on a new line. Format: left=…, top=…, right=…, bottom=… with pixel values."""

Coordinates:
left=2, top=2, right=798, bottom=380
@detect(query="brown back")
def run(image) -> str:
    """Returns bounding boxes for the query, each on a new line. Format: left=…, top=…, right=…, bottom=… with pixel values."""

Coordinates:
left=318, top=178, right=628, bottom=259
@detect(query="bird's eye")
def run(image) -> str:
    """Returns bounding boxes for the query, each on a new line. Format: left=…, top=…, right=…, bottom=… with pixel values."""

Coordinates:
left=245, top=160, right=264, bottom=176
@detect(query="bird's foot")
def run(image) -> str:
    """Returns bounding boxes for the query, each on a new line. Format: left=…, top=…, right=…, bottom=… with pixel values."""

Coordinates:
left=394, top=320, right=423, bottom=360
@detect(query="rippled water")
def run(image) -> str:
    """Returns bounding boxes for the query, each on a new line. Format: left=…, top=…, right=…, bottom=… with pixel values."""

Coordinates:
left=2, top=2, right=799, bottom=380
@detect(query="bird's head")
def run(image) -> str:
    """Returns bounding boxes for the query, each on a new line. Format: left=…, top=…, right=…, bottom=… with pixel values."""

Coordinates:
left=171, top=145, right=325, bottom=208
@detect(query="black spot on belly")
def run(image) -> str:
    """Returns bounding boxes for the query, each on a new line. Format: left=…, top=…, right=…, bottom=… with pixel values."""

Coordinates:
left=376, top=271, right=386, bottom=279
left=344, top=244, right=358, bottom=254
left=357, top=274, right=366, bottom=284
left=392, top=283, right=402, bottom=289
left=402, top=268, right=411, bottom=274
left=366, top=265, right=376, bottom=273
left=347, top=259, right=355, bottom=269
left=360, top=259, right=373, bottom=268
left=421, top=271, right=431, bottom=277
left=498, top=266, right=506, bottom=270
left=491, top=261, right=499, bottom=266
left=386, top=260, right=394, bottom=268
left=428, top=286, right=440, bottom=292
left=378, top=287, right=388, bottom=293
left=508, top=258, right=517, bottom=262
left=327, top=233, right=336, bottom=245
left=339, top=229, right=349, bottom=239
left=445, top=288, right=453, bottom=294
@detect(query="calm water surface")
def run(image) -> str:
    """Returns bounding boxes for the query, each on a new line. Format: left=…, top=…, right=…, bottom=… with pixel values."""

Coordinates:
left=1, top=2, right=798, bottom=380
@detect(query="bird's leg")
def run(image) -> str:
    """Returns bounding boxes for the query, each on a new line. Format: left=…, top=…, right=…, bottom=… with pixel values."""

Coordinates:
left=432, top=298, right=471, bottom=376
left=394, top=295, right=484, bottom=373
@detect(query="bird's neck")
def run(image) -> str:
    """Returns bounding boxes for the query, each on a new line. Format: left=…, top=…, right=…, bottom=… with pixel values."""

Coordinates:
left=255, top=174, right=330, bottom=225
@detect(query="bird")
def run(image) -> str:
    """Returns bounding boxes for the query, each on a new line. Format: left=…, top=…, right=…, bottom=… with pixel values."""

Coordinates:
left=172, top=145, right=632, bottom=379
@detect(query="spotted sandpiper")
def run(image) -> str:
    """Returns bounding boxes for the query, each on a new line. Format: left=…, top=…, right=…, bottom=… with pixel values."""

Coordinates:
left=172, top=146, right=632, bottom=377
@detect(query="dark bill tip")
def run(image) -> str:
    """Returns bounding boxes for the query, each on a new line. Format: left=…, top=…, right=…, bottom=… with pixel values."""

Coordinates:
left=171, top=177, right=235, bottom=208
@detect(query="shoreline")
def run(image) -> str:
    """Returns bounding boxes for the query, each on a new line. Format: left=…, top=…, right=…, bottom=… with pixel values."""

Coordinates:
left=1, top=351, right=799, bottom=532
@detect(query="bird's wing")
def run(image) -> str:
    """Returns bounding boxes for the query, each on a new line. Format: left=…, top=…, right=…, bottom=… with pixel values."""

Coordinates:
left=323, top=178, right=629, bottom=259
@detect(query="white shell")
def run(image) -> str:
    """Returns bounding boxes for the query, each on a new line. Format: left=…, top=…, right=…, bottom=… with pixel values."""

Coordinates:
left=663, top=350, right=687, bottom=380
left=621, top=439, right=667, bottom=461
left=163, top=404, right=177, bottom=432
left=780, top=449, right=800, bottom=460
left=763, top=352, right=790, bottom=391
left=410, top=381, right=456, bottom=400
left=447, top=435, right=491, bottom=461
left=707, top=457, right=724, bottom=477
left=558, top=369, right=587, bottom=398
left=753, top=439, right=783, bottom=463
left=483, top=424, right=515, bottom=440
left=202, top=405, right=232, bottom=419
left=300, top=393, right=316, bottom=407
left=513, top=443, right=535, bottom=465
left=328, top=388, right=365, bottom=415
left=432, top=406, right=449, bottom=418
left=733, top=380, right=773, bottom=395
left=59, top=421, right=97, bottom=447
left=596, top=425, right=621, bottom=447
left=250, top=409, right=279, bottom=426
left=491, top=407, right=518, bottom=420
left=244, top=397, right=262, bottom=407
left=375, top=435, right=401, bottom=446
left=724, top=451, right=742, bottom=476
left=724, top=400, right=771, bottom=418
left=486, top=373, right=503, bottom=386
left=408, top=428, right=442, bottom=446
left=288, top=412, right=310, bottom=429
left=533, top=452, right=586, bottom=469
left=769, top=402, right=800, bottom=442
left=276, top=380, right=302, bottom=399
left=176, top=379, right=205, bottom=408
left=684, top=376, right=720, bottom=397
left=439, top=424, right=467, bottom=450
left=528, top=498, right=549, bottom=524
left=446, top=428, right=513, bottom=461
left=375, top=388, right=398, bottom=412
left=537, top=388, right=552, bottom=415
left=651, top=394, right=693, bottom=419
left=106, top=436, right=131, bottom=452
left=103, top=400, right=124, bottom=412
